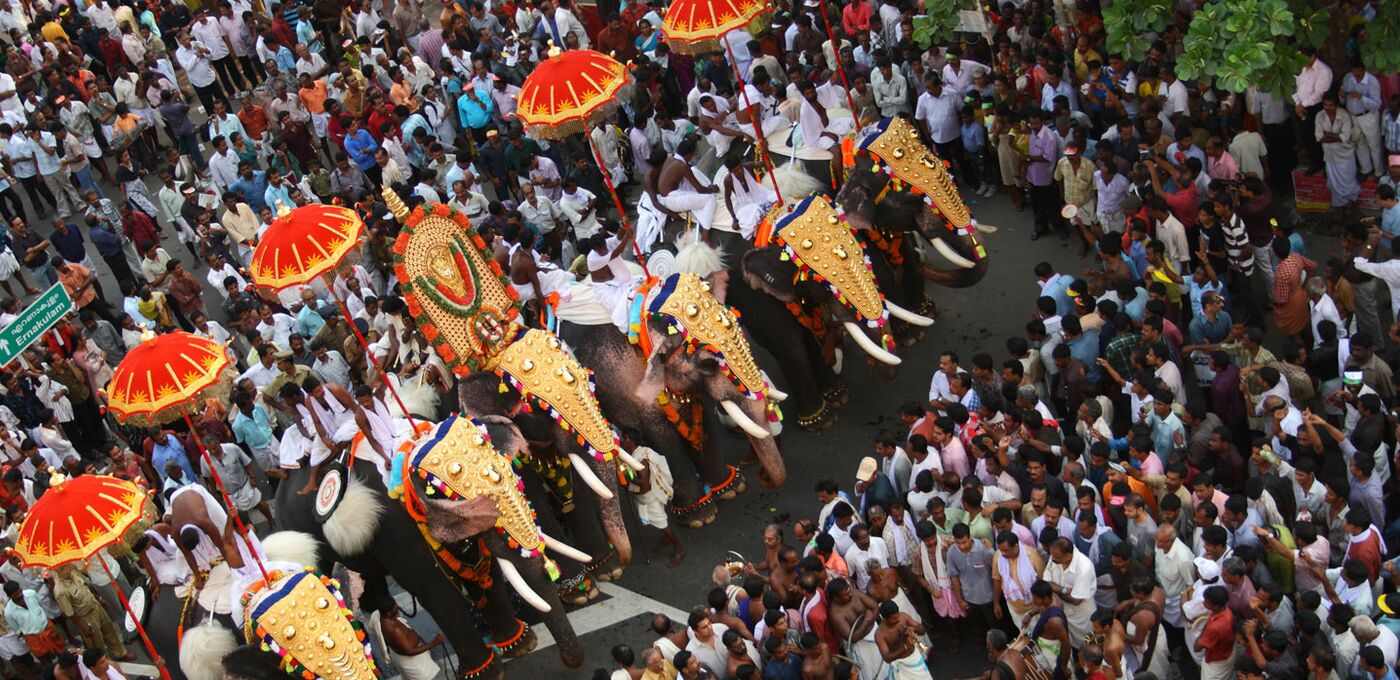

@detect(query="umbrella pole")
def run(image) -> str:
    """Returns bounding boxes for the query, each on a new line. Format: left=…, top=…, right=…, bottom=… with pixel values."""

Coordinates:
left=326, top=285, right=419, bottom=433
left=586, top=132, right=650, bottom=278
left=723, top=41, right=783, bottom=207
left=96, top=557, right=172, bottom=680
left=182, top=413, right=271, bottom=584
left=815, top=0, right=860, bottom=118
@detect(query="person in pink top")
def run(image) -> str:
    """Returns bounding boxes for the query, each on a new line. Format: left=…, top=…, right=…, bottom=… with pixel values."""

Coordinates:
left=931, top=416, right=969, bottom=480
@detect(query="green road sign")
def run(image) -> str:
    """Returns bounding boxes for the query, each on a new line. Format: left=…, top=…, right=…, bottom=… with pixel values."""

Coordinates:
left=0, top=283, right=74, bottom=367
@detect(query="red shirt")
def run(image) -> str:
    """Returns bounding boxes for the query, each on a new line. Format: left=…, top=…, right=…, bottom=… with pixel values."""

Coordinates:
left=841, top=3, right=871, bottom=35
left=123, top=209, right=160, bottom=253
left=802, top=592, right=839, bottom=656
left=1197, top=609, right=1235, bottom=662
left=1162, top=182, right=1199, bottom=228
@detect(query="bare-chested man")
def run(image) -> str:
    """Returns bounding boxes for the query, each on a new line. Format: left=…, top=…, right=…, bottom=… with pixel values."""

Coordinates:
left=279, top=377, right=382, bottom=494
left=1117, top=577, right=1168, bottom=679
left=652, top=613, right=689, bottom=661
left=826, top=578, right=881, bottom=679
left=981, top=630, right=1026, bottom=680
left=770, top=546, right=803, bottom=607
left=798, top=632, right=834, bottom=680
left=875, top=600, right=930, bottom=679
left=657, top=137, right=718, bottom=232
left=1089, top=609, right=1128, bottom=680
left=1022, top=580, right=1074, bottom=680
left=507, top=225, right=576, bottom=307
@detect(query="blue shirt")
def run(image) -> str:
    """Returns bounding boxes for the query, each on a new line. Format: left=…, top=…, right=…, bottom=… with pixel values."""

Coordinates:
left=88, top=224, right=123, bottom=257
left=763, top=653, right=805, bottom=680
left=1067, top=330, right=1101, bottom=381
left=296, top=305, right=325, bottom=338
left=1144, top=411, right=1185, bottom=460
left=230, top=171, right=269, bottom=213
left=457, top=86, right=494, bottom=130
left=49, top=226, right=87, bottom=263
left=960, top=120, right=986, bottom=154
left=1381, top=202, right=1400, bottom=237
left=1039, top=274, right=1074, bottom=317
left=1188, top=309, right=1232, bottom=345
left=343, top=130, right=379, bottom=171
left=1187, top=279, right=1226, bottom=318
left=151, top=434, right=197, bottom=484
left=399, top=113, right=431, bottom=167
left=231, top=406, right=275, bottom=450
left=264, top=182, right=294, bottom=215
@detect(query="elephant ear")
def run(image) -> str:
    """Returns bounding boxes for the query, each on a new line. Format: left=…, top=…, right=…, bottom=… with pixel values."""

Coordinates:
left=740, top=247, right=798, bottom=302
left=422, top=491, right=502, bottom=546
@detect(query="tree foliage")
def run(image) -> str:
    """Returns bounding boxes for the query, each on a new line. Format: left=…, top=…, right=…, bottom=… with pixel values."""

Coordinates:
left=1101, top=0, right=1173, bottom=62
left=1104, top=0, right=1400, bottom=98
left=911, top=2, right=961, bottom=49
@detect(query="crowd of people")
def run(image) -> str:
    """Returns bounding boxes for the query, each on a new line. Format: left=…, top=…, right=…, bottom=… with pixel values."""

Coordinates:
left=0, top=0, right=1390, bottom=676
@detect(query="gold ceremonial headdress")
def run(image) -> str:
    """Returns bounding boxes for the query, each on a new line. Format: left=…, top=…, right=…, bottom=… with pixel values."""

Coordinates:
left=637, top=273, right=770, bottom=400
left=409, top=415, right=545, bottom=559
left=388, top=192, right=618, bottom=462
left=855, top=116, right=980, bottom=242
left=242, top=569, right=378, bottom=680
left=761, top=196, right=889, bottom=332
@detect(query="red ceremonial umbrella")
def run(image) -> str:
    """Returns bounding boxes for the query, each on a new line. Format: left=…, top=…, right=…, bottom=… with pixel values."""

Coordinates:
left=517, top=49, right=649, bottom=274
left=105, top=331, right=270, bottom=584
left=250, top=204, right=418, bottom=431
left=13, top=475, right=166, bottom=679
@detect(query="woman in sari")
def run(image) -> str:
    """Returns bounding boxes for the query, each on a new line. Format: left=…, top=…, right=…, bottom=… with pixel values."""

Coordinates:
left=1270, top=237, right=1316, bottom=344
left=114, top=150, right=159, bottom=217
left=229, top=131, right=260, bottom=171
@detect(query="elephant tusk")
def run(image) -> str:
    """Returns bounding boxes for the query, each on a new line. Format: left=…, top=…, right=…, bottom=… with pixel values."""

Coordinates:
left=884, top=300, right=934, bottom=327
left=538, top=530, right=593, bottom=563
left=931, top=237, right=977, bottom=269
left=975, top=222, right=999, bottom=234
left=720, top=400, right=772, bottom=439
left=615, top=449, right=645, bottom=472
left=568, top=453, right=616, bottom=500
left=843, top=322, right=901, bottom=365
left=760, top=371, right=789, bottom=402
left=497, top=557, right=552, bottom=612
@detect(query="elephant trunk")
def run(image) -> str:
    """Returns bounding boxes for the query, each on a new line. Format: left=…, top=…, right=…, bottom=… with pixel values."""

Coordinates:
left=702, top=373, right=785, bottom=489
left=482, top=532, right=584, bottom=668
left=579, top=454, right=633, bottom=568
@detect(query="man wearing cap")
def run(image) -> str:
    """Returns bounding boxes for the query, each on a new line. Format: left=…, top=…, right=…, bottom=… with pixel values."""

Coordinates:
left=853, top=456, right=895, bottom=518
left=1055, top=143, right=1095, bottom=248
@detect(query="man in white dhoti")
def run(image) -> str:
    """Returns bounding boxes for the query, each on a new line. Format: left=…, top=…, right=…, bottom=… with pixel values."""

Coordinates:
left=507, top=227, right=576, bottom=306
left=590, top=123, right=627, bottom=185
left=722, top=156, right=777, bottom=240
left=737, top=72, right=790, bottom=139
left=798, top=80, right=855, bottom=151
left=658, top=138, right=719, bottom=232
left=699, top=95, right=744, bottom=160
left=1317, top=92, right=1360, bottom=207
left=558, top=178, right=601, bottom=240
left=586, top=224, right=642, bottom=333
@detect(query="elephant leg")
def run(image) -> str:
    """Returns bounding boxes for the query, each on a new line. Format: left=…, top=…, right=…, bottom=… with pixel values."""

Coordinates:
left=637, top=409, right=716, bottom=527
left=457, top=545, right=539, bottom=659
left=518, top=462, right=595, bottom=605
left=483, top=533, right=585, bottom=669
left=561, top=473, right=623, bottom=581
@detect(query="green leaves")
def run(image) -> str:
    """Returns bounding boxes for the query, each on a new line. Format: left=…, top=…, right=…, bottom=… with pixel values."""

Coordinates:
left=911, top=6, right=961, bottom=50
left=1172, top=0, right=1302, bottom=97
left=1103, top=0, right=1172, bottom=61
left=1359, top=0, right=1400, bottom=73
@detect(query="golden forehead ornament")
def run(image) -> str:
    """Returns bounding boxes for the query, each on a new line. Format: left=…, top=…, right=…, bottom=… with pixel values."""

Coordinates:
left=864, top=116, right=972, bottom=230
left=770, top=197, right=886, bottom=324
left=653, top=273, right=766, bottom=397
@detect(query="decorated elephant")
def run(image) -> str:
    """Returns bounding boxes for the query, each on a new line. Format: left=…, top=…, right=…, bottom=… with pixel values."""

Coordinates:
left=834, top=115, right=993, bottom=293
left=555, top=272, right=786, bottom=527
left=385, top=190, right=637, bottom=602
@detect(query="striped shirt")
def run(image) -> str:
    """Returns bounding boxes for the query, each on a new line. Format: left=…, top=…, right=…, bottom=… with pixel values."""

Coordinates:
left=1220, top=213, right=1252, bottom=276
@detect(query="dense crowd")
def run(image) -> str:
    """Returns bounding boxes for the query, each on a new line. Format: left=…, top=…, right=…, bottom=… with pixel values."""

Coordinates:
left=0, top=0, right=1389, bottom=676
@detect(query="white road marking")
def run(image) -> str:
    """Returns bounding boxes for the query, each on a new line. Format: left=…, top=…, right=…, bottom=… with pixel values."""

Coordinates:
left=383, top=582, right=686, bottom=679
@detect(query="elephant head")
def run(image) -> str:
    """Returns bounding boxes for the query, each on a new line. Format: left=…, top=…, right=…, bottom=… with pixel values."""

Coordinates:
left=741, top=196, right=933, bottom=366
left=630, top=273, right=786, bottom=489
left=241, top=568, right=379, bottom=680
left=405, top=414, right=587, bottom=667
left=388, top=190, right=634, bottom=568
left=834, top=116, right=991, bottom=289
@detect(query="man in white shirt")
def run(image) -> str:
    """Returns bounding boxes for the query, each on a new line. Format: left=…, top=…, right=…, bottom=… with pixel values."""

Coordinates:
left=871, top=58, right=908, bottom=118
left=843, top=525, right=889, bottom=591
left=189, top=8, right=244, bottom=95
left=1307, top=276, right=1346, bottom=348
left=1294, top=47, right=1333, bottom=172
left=175, top=31, right=227, bottom=115
left=207, top=136, right=241, bottom=191
left=1340, top=60, right=1383, bottom=177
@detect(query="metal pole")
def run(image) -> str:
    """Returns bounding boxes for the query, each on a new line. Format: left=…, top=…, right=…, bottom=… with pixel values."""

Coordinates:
left=96, top=556, right=173, bottom=680
left=723, top=40, right=784, bottom=207
left=814, top=0, right=860, bottom=117
left=326, top=283, right=419, bottom=432
left=181, top=413, right=271, bottom=583
left=586, top=132, right=650, bottom=278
